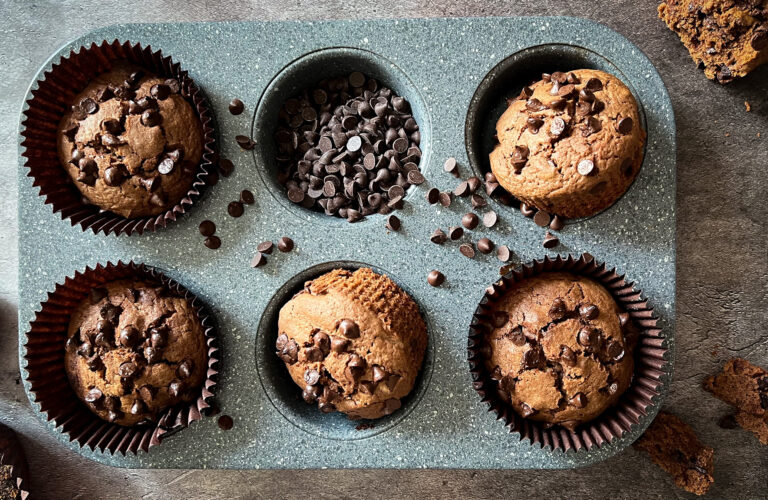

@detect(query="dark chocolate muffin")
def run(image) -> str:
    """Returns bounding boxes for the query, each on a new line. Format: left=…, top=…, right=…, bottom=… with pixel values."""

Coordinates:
left=57, top=62, right=203, bottom=218
left=483, top=271, right=636, bottom=430
left=490, top=69, right=645, bottom=219
left=276, top=268, right=428, bottom=419
left=64, top=279, right=207, bottom=426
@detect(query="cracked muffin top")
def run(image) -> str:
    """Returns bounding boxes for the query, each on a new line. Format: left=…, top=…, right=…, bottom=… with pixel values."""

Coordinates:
left=276, top=268, right=428, bottom=420
left=489, top=69, right=645, bottom=219
left=56, top=62, right=203, bottom=218
left=64, top=279, right=207, bottom=426
left=483, top=272, right=636, bottom=430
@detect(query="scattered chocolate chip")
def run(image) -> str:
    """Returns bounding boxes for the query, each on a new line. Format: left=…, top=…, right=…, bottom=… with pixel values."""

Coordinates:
left=257, top=241, right=274, bottom=254
left=477, top=237, right=494, bottom=254
left=520, top=203, right=535, bottom=217
left=386, top=214, right=401, bottom=231
left=199, top=220, right=216, bottom=237
left=543, top=231, right=559, bottom=248
left=427, top=270, right=445, bottom=287
left=228, top=201, right=244, bottom=218
left=339, top=319, right=360, bottom=339
left=250, top=252, right=267, bottom=268
left=218, top=415, right=234, bottom=430
left=426, top=187, right=440, bottom=204
left=438, top=191, right=452, bottom=207
left=533, top=210, right=551, bottom=227
left=430, top=228, right=447, bottom=244
left=448, top=226, right=464, bottom=240
left=471, top=194, right=486, bottom=209
left=460, top=242, right=475, bottom=259
left=443, top=157, right=459, bottom=177
left=240, top=189, right=255, bottom=205
left=217, top=158, right=234, bottom=177
left=204, top=235, right=221, bottom=250
left=497, top=245, right=511, bottom=262
left=229, top=98, right=245, bottom=115
left=462, top=212, right=479, bottom=230
left=236, top=135, right=256, bottom=150
left=454, top=181, right=471, bottom=197
left=550, top=215, right=564, bottom=231
left=277, top=236, right=294, bottom=252
left=482, top=210, right=498, bottom=228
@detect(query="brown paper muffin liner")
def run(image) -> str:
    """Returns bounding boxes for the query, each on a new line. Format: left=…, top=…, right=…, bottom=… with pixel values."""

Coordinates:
left=0, top=422, right=30, bottom=499
left=21, top=40, right=217, bottom=236
left=23, top=261, right=219, bottom=455
left=468, top=254, right=669, bottom=452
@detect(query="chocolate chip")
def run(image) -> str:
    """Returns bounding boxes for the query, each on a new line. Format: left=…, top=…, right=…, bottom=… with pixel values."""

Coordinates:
left=549, top=298, right=567, bottom=320
left=141, top=108, right=161, bottom=127
left=543, top=231, right=559, bottom=248
left=533, top=210, right=551, bottom=227
left=140, top=176, right=160, bottom=192
left=618, top=312, right=630, bottom=328
left=277, top=236, right=294, bottom=252
left=426, top=187, right=440, bottom=204
left=430, top=228, right=447, bottom=244
left=80, top=97, right=98, bottom=115
left=550, top=215, right=564, bottom=231
left=139, top=385, right=155, bottom=401
left=386, top=214, right=401, bottom=231
left=118, top=361, right=138, bottom=379
left=84, top=387, right=103, bottom=404
left=448, top=226, right=464, bottom=240
left=617, top=117, right=633, bottom=135
left=257, top=241, right=274, bottom=255
left=520, top=403, right=536, bottom=418
left=509, top=326, right=526, bottom=346
left=178, top=360, right=194, bottom=379
left=477, top=237, right=494, bottom=254
left=497, top=245, right=511, bottom=262
left=443, top=157, right=459, bottom=176
left=482, top=210, right=498, bottom=228
left=438, top=191, right=452, bottom=207
left=204, top=235, right=221, bottom=250
left=607, top=382, right=619, bottom=395
left=339, top=319, right=360, bottom=339
left=228, top=201, right=244, bottom=218
left=520, top=203, right=535, bottom=217
left=560, top=345, right=577, bottom=366
left=406, top=169, right=425, bottom=185
left=304, top=369, right=320, bottom=386
left=585, top=78, right=603, bottom=92
left=157, top=157, right=176, bottom=175
left=100, top=303, right=122, bottom=324
left=119, top=326, right=139, bottom=348
left=104, top=165, right=127, bottom=187
left=331, top=336, right=350, bottom=353
left=578, top=326, right=599, bottom=347
left=236, top=135, right=255, bottom=150
left=549, top=117, right=566, bottom=138
left=522, top=346, right=544, bottom=370
left=579, top=304, right=599, bottom=320
left=348, top=353, right=366, bottom=370
left=606, top=341, right=625, bottom=361
left=471, top=194, right=487, bottom=209
left=130, top=399, right=146, bottom=415
left=168, top=380, right=183, bottom=397
left=462, top=212, right=479, bottom=230
left=239, top=189, right=255, bottom=205
left=228, top=98, right=245, bottom=115
left=570, top=393, right=587, bottom=408
left=460, top=243, right=475, bottom=259
left=196, top=220, right=216, bottom=238
left=454, top=181, right=471, bottom=197
left=250, top=252, right=267, bottom=268
left=427, top=270, right=445, bottom=287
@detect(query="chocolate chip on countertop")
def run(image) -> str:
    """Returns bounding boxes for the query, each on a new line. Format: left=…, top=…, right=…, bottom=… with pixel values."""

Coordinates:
left=236, top=135, right=256, bottom=150
left=427, top=270, right=445, bottom=287
left=229, top=98, right=245, bottom=115
left=218, top=158, right=235, bottom=177
left=277, top=236, right=294, bottom=252
left=204, top=235, right=221, bottom=250
left=438, top=191, right=452, bottom=207
left=483, top=210, right=498, bottom=228
left=228, top=201, right=244, bottom=218
left=448, top=226, right=464, bottom=240
left=520, top=203, right=535, bottom=217
left=257, top=241, right=274, bottom=254
left=443, top=157, right=459, bottom=177
left=454, top=181, right=471, bottom=198
left=462, top=212, right=479, bottom=230
left=550, top=214, right=564, bottom=231
left=542, top=231, right=559, bottom=248
left=250, top=252, right=267, bottom=268
left=477, top=237, right=494, bottom=254
left=426, top=187, right=440, bottom=204
left=430, top=228, right=447, bottom=244
left=471, top=194, right=486, bottom=209
left=240, top=189, right=255, bottom=205
left=459, top=242, right=475, bottom=259
left=533, top=210, right=551, bottom=227
left=497, top=245, right=511, bottom=262
left=199, top=220, right=216, bottom=237
left=218, top=415, right=234, bottom=430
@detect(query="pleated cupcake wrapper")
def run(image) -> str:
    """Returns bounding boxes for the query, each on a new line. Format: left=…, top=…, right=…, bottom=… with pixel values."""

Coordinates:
left=23, top=261, right=219, bottom=455
left=467, top=254, right=669, bottom=452
left=0, top=423, right=30, bottom=500
left=21, top=39, right=217, bottom=236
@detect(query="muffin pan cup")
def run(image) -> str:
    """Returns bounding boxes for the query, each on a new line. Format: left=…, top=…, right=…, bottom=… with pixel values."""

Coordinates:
left=22, top=261, right=219, bottom=455
left=0, top=422, right=30, bottom=500
left=468, top=254, right=669, bottom=452
left=20, top=39, right=218, bottom=236
left=18, top=17, right=675, bottom=469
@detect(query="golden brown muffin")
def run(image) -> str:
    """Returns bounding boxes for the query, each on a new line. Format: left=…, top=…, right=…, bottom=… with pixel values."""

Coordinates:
left=57, top=62, right=203, bottom=218
left=483, top=272, right=635, bottom=429
left=489, top=69, right=645, bottom=219
left=64, top=279, right=207, bottom=426
left=276, top=268, right=428, bottom=419
left=659, top=0, right=768, bottom=83
left=634, top=412, right=715, bottom=496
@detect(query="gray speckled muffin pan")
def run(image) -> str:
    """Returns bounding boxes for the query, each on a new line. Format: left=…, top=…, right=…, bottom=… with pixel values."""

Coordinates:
left=17, top=16, right=675, bottom=469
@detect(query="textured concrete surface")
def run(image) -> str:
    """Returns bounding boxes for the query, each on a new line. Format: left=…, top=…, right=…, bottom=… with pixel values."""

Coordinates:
left=0, top=0, right=766, bottom=498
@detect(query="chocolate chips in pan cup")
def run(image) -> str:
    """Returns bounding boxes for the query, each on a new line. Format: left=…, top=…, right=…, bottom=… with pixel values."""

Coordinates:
left=23, top=261, right=219, bottom=454
left=0, top=422, right=30, bottom=500
left=21, top=40, right=217, bottom=236
left=467, top=254, right=669, bottom=452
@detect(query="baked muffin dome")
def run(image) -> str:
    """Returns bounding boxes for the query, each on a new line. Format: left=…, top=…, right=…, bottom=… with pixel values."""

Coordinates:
left=276, top=268, right=428, bottom=419
left=57, top=62, right=203, bottom=218
left=484, top=272, right=635, bottom=430
left=489, top=69, right=645, bottom=219
left=64, top=279, right=207, bottom=426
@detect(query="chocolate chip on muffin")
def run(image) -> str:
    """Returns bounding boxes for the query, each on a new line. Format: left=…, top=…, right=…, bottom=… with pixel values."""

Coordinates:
left=489, top=69, right=645, bottom=219
left=275, top=268, right=428, bottom=419
left=57, top=62, right=204, bottom=218
left=482, top=272, right=636, bottom=430
left=64, top=279, right=207, bottom=426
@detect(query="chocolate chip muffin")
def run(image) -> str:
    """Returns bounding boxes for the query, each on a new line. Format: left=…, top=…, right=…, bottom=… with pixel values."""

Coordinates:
left=64, top=279, right=207, bottom=426
left=489, top=69, right=645, bottom=219
left=57, top=62, right=204, bottom=218
left=276, top=268, right=428, bottom=419
left=483, top=272, right=635, bottom=430
left=659, top=0, right=768, bottom=83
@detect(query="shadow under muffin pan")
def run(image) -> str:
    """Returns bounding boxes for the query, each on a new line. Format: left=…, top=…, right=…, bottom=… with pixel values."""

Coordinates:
left=255, top=260, right=435, bottom=440
left=17, top=17, right=675, bottom=469
left=465, top=43, right=648, bottom=224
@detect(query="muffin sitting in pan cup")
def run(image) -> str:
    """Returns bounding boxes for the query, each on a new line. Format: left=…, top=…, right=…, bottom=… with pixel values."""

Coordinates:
left=24, top=262, right=218, bottom=454
left=21, top=40, right=215, bottom=235
left=276, top=268, right=428, bottom=419
left=489, top=69, right=645, bottom=220
left=469, top=255, right=668, bottom=451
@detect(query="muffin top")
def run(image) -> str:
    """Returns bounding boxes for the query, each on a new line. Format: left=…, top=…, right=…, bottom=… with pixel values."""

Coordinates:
left=489, top=69, right=645, bottom=219
left=483, top=272, right=635, bottom=430
left=57, top=62, right=203, bottom=218
left=276, top=268, right=428, bottom=420
left=64, top=279, right=207, bottom=426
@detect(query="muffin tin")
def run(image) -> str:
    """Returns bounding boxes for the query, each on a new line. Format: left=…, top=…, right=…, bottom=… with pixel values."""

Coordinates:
left=17, top=16, right=675, bottom=469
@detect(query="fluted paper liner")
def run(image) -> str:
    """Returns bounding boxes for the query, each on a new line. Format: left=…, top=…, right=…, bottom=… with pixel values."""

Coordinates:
left=468, top=254, right=669, bottom=452
left=21, top=40, right=217, bottom=236
left=23, top=262, right=219, bottom=455
left=0, top=423, right=30, bottom=500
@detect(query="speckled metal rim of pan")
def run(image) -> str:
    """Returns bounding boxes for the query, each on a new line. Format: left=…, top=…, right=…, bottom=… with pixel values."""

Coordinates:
left=17, top=17, right=675, bottom=469
left=464, top=42, right=649, bottom=225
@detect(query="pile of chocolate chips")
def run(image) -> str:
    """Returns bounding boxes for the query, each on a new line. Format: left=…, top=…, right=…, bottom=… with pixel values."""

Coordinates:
left=65, top=286, right=195, bottom=423
left=273, top=72, right=423, bottom=222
